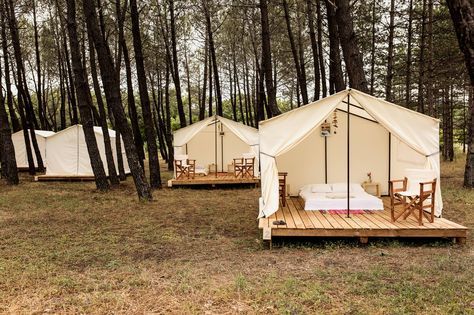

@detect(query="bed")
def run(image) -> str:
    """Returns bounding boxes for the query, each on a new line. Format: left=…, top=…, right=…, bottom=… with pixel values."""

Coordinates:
left=299, top=183, right=384, bottom=211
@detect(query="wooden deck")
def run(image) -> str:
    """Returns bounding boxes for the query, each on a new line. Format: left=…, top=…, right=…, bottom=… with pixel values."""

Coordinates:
left=35, top=175, right=96, bottom=182
left=259, top=197, right=468, bottom=244
left=168, top=172, right=259, bottom=187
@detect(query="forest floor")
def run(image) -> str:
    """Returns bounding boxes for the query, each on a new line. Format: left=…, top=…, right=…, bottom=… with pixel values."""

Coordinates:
left=0, top=157, right=473, bottom=314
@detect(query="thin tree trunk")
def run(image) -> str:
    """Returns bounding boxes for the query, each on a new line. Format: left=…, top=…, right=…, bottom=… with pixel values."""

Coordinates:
left=169, top=0, right=186, bottom=127
left=426, top=0, right=434, bottom=116
left=66, top=0, right=109, bottom=190
left=259, top=0, right=280, bottom=117
left=164, top=61, right=174, bottom=171
left=306, top=0, right=320, bottom=101
left=417, top=0, right=427, bottom=113
left=130, top=0, right=161, bottom=188
left=283, top=0, right=308, bottom=105
left=88, top=32, right=119, bottom=186
left=370, top=0, right=376, bottom=95
left=83, top=0, right=152, bottom=200
left=316, top=0, right=327, bottom=97
left=184, top=46, right=193, bottom=124
left=386, top=0, right=395, bottom=101
left=200, top=36, right=208, bottom=120
left=32, top=0, right=45, bottom=130
left=406, top=0, right=414, bottom=108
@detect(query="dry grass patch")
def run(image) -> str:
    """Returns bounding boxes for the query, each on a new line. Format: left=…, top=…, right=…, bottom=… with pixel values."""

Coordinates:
left=0, top=159, right=473, bottom=314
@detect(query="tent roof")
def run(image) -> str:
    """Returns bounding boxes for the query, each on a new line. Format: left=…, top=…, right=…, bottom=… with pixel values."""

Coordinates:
left=173, top=115, right=258, bottom=147
left=12, top=129, right=55, bottom=138
left=47, top=125, right=116, bottom=139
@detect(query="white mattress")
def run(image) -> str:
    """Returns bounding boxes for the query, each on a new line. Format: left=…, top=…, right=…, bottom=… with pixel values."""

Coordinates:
left=195, top=166, right=209, bottom=176
left=299, top=186, right=384, bottom=211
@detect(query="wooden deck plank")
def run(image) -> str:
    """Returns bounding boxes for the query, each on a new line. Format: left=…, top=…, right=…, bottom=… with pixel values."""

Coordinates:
left=287, top=199, right=306, bottom=229
left=281, top=201, right=296, bottom=229
left=320, top=212, right=345, bottom=229
left=292, top=199, right=315, bottom=229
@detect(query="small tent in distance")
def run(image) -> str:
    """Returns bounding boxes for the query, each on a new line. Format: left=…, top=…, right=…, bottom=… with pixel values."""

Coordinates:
left=36, top=125, right=130, bottom=180
left=12, top=130, right=55, bottom=169
left=169, top=115, right=260, bottom=187
left=258, top=88, right=467, bottom=243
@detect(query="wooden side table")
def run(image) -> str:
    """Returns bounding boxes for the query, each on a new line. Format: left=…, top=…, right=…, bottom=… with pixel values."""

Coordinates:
left=362, top=181, right=381, bottom=197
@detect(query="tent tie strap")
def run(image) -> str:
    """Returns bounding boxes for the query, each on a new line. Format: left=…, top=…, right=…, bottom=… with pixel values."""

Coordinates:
left=426, top=151, right=440, bottom=157
left=260, top=152, right=275, bottom=158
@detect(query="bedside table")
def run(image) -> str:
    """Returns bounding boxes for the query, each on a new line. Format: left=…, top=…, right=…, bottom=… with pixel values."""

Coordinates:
left=362, top=181, right=381, bottom=197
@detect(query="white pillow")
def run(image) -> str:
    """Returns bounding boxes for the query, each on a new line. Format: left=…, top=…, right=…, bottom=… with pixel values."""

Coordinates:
left=311, top=184, right=332, bottom=193
left=331, top=183, right=364, bottom=193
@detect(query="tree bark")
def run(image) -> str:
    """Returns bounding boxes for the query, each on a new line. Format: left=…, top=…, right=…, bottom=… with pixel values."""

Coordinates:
left=445, top=0, right=474, bottom=187
left=316, top=0, right=327, bottom=97
left=334, top=0, right=368, bottom=92
left=66, top=0, right=109, bottom=190
left=386, top=0, right=395, bottom=101
left=82, top=0, right=152, bottom=200
left=88, top=32, right=119, bottom=186
left=169, top=0, right=187, bottom=127
left=417, top=0, right=427, bottom=113
left=306, top=0, right=320, bottom=101
left=325, top=0, right=345, bottom=93
left=369, top=0, right=376, bottom=95
left=405, top=0, right=414, bottom=108
left=259, top=0, right=280, bottom=117
left=130, top=0, right=161, bottom=188
left=283, top=0, right=309, bottom=105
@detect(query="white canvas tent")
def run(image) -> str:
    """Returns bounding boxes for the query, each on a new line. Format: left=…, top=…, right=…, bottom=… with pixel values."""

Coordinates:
left=173, top=115, right=259, bottom=175
left=45, top=125, right=130, bottom=176
left=258, top=88, right=442, bottom=218
left=12, top=130, right=55, bottom=168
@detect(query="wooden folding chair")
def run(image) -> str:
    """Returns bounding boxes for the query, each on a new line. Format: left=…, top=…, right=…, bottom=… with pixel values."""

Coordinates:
left=400, top=179, right=437, bottom=225
left=243, top=157, right=255, bottom=178
left=389, top=177, right=408, bottom=222
left=174, top=155, right=196, bottom=179
left=233, top=158, right=244, bottom=178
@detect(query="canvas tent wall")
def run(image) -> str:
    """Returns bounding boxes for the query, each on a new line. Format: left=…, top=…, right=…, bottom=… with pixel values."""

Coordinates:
left=12, top=130, right=55, bottom=168
left=173, top=115, right=259, bottom=175
left=45, top=125, right=130, bottom=176
left=258, top=89, right=442, bottom=218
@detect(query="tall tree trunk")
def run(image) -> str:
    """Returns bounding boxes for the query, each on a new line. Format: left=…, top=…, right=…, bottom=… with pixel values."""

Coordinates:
left=297, top=3, right=308, bottom=104
left=88, top=32, right=119, bottom=186
left=169, top=0, right=186, bottom=127
left=184, top=45, right=193, bottom=124
left=447, top=0, right=474, bottom=187
left=130, top=0, right=161, bottom=188
left=306, top=0, right=320, bottom=101
left=369, top=0, right=376, bottom=95
left=417, top=0, right=427, bottom=113
left=426, top=0, right=434, bottom=116
left=200, top=36, right=208, bottom=120
left=283, top=0, right=309, bottom=105
left=208, top=41, right=213, bottom=117
left=316, top=0, right=327, bottom=97
left=405, top=0, right=414, bottom=108
left=164, top=61, right=174, bottom=171
left=203, top=0, right=223, bottom=116
left=334, top=0, right=368, bottom=92
left=32, top=0, right=45, bottom=130
left=325, top=0, right=345, bottom=93
left=386, top=0, right=395, bottom=101
left=1, top=7, right=20, bottom=132
left=6, top=0, right=44, bottom=173
left=0, top=21, right=18, bottom=184
left=82, top=0, right=152, bottom=200
left=66, top=0, right=109, bottom=190
left=259, top=0, right=280, bottom=117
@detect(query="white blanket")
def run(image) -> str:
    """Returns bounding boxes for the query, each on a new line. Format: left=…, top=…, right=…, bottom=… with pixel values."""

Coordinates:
left=195, top=166, right=209, bottom=176
left=299, top=186, right=384, bottom=211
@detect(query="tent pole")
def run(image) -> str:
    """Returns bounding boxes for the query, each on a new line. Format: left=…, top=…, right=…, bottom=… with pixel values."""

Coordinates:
left=347, top=92, right=350, bottom=218
left=215, top=116, right=218, bottom=178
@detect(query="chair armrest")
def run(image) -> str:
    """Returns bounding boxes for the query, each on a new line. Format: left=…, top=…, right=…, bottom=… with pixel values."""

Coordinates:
left=188, top=159, right=196, bottom=165
left=389, top=179, right=406, bottom=183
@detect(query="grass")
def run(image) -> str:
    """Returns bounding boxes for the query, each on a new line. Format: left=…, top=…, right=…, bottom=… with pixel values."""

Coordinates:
left=0, top=159, right=473, bottom=314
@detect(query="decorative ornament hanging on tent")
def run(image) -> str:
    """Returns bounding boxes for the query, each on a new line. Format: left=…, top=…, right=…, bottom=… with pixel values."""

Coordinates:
left=332, top=111, right=338, bottom=134
left=321, top=122, right=331, bottom=137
